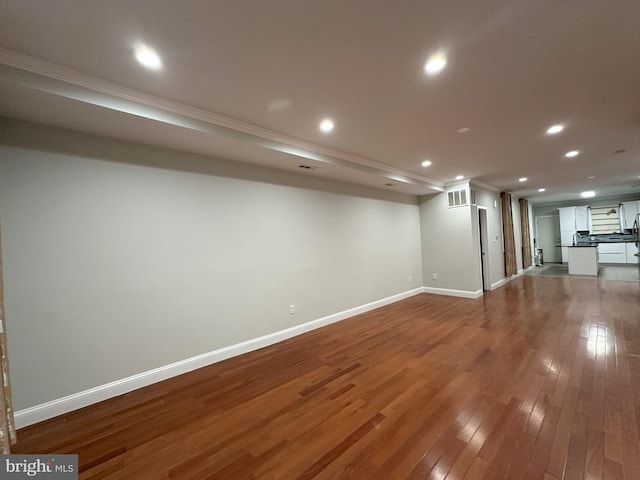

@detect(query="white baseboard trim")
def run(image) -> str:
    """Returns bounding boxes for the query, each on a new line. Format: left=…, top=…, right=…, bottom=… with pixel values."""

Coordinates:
left=490, top=278, right=508, bottom=290
left=422, top=286, right=483, bottom=299
left=14, top=287, right=424, bottom=429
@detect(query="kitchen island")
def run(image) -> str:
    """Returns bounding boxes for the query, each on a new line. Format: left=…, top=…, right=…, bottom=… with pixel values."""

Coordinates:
left=567, top=245, right=599, bottom=276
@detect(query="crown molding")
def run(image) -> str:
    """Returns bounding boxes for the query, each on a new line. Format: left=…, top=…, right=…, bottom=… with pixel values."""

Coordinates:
left=0, top=47, right=444, bottom=191
left=470, top=180, right=499, bottom=192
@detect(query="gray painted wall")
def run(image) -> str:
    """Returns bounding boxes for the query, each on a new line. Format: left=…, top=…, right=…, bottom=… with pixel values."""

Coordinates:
left=0, top=118, right=530, bottom=413
left=0, top=122, right=423, bottom=410
left=418, top=189, right=482, bottom=294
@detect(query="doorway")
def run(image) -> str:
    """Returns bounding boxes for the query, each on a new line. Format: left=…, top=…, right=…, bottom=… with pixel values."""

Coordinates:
left=478, top=207, right=491, bottom=291
left=535, top=215, right=561, bottom=263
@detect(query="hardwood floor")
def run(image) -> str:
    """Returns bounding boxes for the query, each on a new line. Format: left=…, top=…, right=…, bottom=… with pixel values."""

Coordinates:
left=524, top=263, right=640, bottom=282
left=13, top=275, right=640, bottom=479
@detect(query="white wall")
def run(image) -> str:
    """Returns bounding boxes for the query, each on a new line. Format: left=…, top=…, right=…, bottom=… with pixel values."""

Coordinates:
left=418, top=188, right=482, bottom=295
left=0, top=120, right=424, bottom=411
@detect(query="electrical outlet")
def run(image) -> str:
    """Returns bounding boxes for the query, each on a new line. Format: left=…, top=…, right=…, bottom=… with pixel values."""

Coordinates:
left=408, top=276, right=413, bottom=284
left=289, top=304, right=295, bottom=315
left=432, top=273, right=438, bottom=280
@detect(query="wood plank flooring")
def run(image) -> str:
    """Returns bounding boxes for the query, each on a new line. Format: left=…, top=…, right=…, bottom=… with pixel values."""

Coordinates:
left=13, top=275, right=640, bottom=479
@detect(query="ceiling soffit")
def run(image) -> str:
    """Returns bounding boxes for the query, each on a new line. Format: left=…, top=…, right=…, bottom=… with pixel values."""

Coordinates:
left=0, top=47, right=444, bottom=195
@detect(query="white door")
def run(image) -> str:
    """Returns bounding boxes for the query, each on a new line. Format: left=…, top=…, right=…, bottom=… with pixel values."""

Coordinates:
left=536, top=216, right=561, bottom=263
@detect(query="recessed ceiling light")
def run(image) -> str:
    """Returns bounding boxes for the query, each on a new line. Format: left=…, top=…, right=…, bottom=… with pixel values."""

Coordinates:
left=565, top=150, right=579, bottom=158
left=424, top=52, right=447, bottom=75
left=455, top=175, right=464, bottom=180
left=519, top=177, right=527, bottom=182
left=457, top=127, right=470, bottom=134
left=319, top=118, right=334, bottom=133
left=421, top=160, right=432, bottom=167
left=538, top=188, right=546, bottom=192
left=587, top=175, right=596, bottom=179
left=134, top=45, right=162, bottom=70
left=546, top=124, right=564, bottom=134
left=580, top=191, right=596, bottom=198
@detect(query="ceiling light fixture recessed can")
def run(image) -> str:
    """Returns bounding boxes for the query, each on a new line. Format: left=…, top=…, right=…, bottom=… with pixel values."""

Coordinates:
left=319, top=118, right=334, bottom=133
left=457, top=127, right=470, bottom=134
left=519, top=177, right=527, bottom=182
left=134, top=45, right=162, bottom=70
left=546, top=124, right=564, bottom=134
left=421, top=160, right=432, bottom=167
left=538, top=188, right=546, bottom=192
left=455, top=175, right=464, bottom=180
left=565, top=150, right=579, bottom=158
left=580, top=191, right=596, bottom=198
left=424, top=52, right=447, bottom=75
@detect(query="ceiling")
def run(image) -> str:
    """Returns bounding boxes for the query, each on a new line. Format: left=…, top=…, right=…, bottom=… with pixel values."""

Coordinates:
left=0, top=0, right=639, bottom=204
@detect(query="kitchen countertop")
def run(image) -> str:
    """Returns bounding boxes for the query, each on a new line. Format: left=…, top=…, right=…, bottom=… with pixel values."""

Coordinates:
left=578, top=234, right=636, bottom=243
left=558, top=244, right=599, bottom=247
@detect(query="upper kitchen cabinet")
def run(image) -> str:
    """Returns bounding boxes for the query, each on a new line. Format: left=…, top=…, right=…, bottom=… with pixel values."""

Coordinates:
left=558, top=206, right=591, bottom=262
left=575, top=206, right=590, bottom=231
left=559, top=206, right=591, bottom=232
left=620, top=201, right=640, bottom=231
left=558, top=207, right=576, bottom=232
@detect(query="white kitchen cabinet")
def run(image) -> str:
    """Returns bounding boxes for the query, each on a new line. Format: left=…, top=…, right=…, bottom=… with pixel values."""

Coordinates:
left=559, top=207, right=577, bottom=262
left=620, top=201, right=640, bottom=231
left=626, top=242, right=639, bottom=264
left=559, top=206, right=591, bottom=233
left=598, top=243, right=626, bottom=264
left=575, top=206, right=591, bottom=231
left=568, top=246, right=598, bottom=275
left=558, top=206, right=592, bottom=262
left=558, top=207, right=576, bottom=231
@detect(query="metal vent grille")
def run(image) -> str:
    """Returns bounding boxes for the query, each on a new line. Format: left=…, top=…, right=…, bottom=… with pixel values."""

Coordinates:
left=447, top=187, right=468, bottom=208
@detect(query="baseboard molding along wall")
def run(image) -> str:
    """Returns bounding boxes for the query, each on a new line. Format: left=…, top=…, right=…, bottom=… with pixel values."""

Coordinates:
left=490, top=278, right=508, bottom=290
left=422, top=287, right=483, bottom=299
left=15, top=287, right=425, bottom=429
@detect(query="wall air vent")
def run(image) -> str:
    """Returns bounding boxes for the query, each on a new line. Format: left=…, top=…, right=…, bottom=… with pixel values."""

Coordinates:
left=447, top=187, right=468, bottom=208
left=298, top=165, right=318, bottom=170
